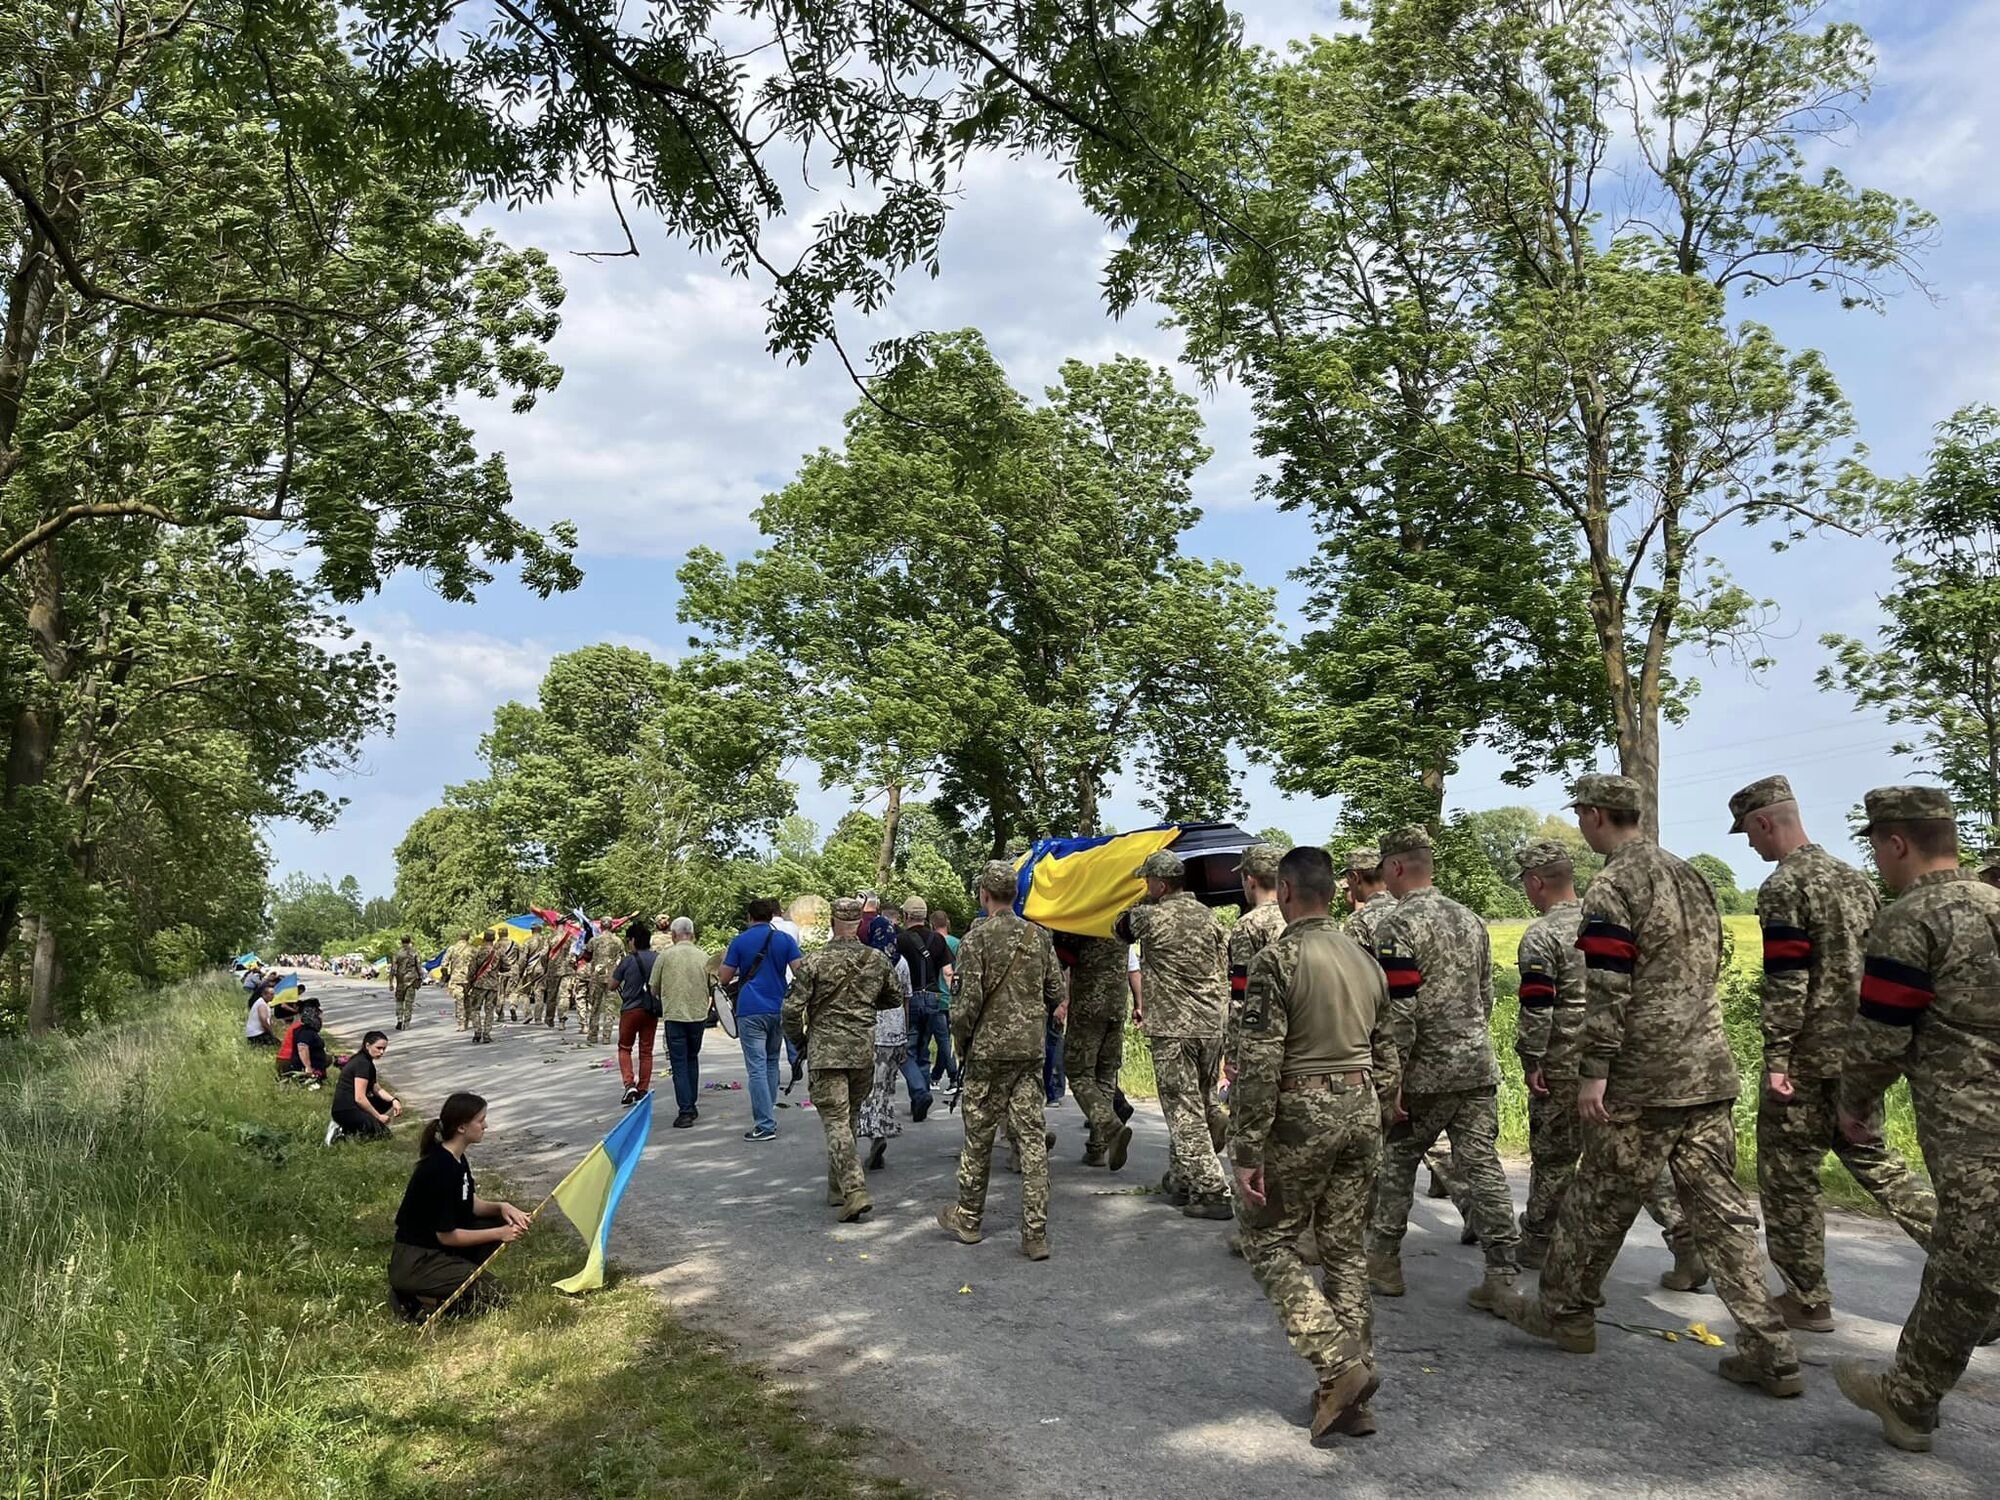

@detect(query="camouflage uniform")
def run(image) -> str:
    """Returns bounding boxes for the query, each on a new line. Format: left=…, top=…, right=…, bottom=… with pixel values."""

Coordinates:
left=390, top=942, right=423, bottom=1028
left=1234, top=913, right=1400, bottom=1403
left=1737, top=791, right=1933, bottom=1309
left=1224, top=891, right=1288, bottom=1073
left=1117, top=867, right=1231, bottom=1206
left=585, top=928, right=624, bottom=1044
left=1367, top=837, right=1518, bottom=1274
left=952, top=887, right=1065, bottom=1241
left=468, top=936, right=501, bottom=1042
left=489, top=934, right=520, bottom=1024
left=512, top=928, right=550, bottom=1024
left=784, top=907, right=901, bottom=1214
left=1345, top=874, right=1453, bottom=1196
left=1838, top=786, right=2000, bottom=1437
left=1058, top=935, right=1129, bottom=1157
left=1528, top=777, right=1797, bottom=1378
left=536, top=933, right=570, bottom=1027
left=1514, top=874, right=1691, bottom=1261
left=443, top=939, right=473, bottom=1030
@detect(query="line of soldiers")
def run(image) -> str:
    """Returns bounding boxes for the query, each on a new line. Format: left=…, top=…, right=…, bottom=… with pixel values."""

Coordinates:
left=437, top=920, right=628, bottom=1044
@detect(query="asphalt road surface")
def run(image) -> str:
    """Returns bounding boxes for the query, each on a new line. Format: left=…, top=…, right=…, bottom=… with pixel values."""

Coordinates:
left=311, top=973, right=1998, bottom=1497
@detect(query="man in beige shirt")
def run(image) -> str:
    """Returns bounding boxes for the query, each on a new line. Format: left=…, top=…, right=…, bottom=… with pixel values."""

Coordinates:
left=649, top=917, right=714, bottom=1127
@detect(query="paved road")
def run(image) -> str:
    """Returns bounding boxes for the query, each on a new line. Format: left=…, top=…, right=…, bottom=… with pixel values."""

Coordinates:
left=315, top=974, right=1998, bottom=1497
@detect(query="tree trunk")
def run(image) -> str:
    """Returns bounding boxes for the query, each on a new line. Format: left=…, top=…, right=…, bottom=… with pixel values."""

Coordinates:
left=874, top=781, right=902, bottom=886
left=27, top=913, right=60, bottom=1035
left=0, top=703, right=53, bottom=959
left=1075, top=769, right=1100, bottom=836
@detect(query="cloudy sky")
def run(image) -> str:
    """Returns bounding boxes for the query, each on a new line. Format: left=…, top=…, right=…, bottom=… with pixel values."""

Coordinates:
left=271, top=0, right=2000, bottom=898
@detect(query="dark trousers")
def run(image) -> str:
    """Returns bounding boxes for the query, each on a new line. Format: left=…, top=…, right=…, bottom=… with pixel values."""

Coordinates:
left=664, top=1019, right=705, bottom=1114
left=1043, top=1021, right=1066, bottom=1105
left=333, top=1103, right=390, bottom=1139
left=618, top=1008, right=658, bottom=1094
left=909, top=994, right=959, bottom=1084
left=897, top=1046, right=936, bottom=1109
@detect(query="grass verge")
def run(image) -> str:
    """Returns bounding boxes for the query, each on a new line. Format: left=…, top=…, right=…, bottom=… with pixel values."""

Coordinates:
left=0, top=978, right=908, bottom=1500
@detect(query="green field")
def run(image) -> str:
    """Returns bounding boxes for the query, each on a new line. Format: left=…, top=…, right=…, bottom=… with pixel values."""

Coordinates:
left=0, top=979, right=903, bottom=1500
left=1121, top=913, right=1923, bottom=1213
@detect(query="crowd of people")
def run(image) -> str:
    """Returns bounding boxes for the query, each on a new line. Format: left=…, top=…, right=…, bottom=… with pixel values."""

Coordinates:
left=249, top=772, right=2000, bottom=1460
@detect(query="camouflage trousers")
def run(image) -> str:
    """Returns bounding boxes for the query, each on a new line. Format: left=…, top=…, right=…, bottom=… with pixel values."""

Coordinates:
left=1064, top=1010, right=1124, bottom=1150
left=1541, top=1101, right=1796, bottom=1372
left=505, top=981, right=531, bottom=1023
left=473, top=987, right=501, bottom=1041
left=955, top=1059, right=1048, bottom=1237
left=1372, top=1086, right=1517, bottom=1271
left=532, top=975, right=565, bottom=1028
left=1238, top=1083, right=1380, bottom=1387
left=1880, top=1136, right=2000, bottom=1430
left=394, top=983, right=418, bottom=1028
left=809, top=1065, right=875, bottom=1203
left=1526, top=1080, right=1690, bottom=1255
left=1152, top=1035, right=1228, bottom=1200
left=585, top=980, right=616, bottom=1043
left=449, top=983, right=471, bottom=1030
left=1756, top=1077, right=1935, bottom=1306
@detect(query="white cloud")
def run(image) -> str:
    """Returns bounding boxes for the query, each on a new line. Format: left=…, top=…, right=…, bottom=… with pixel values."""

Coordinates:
left=1849, top=1, right=2000, bottom=213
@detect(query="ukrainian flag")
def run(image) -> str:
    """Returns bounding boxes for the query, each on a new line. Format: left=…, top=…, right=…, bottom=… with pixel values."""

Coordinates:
left=1014, top=825, right=1182, bottom=939
left=551, top=1093, right=654, bottom=1294
left=496, top=912, right=544, bottom=946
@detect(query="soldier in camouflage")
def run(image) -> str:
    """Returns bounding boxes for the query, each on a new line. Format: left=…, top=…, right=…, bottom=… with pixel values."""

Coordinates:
left=444, top=931, right=474, bottom=1031
left=1500, top=774, right=1802, bottom=1398
left=585, top=922, right=625, bottom=1045
left=1512, top=839, right=1700, bottom=1286
left=937, top=862, right=1065, bottom=1260
left=1729, top=775, right=1935, bottom=1332
left=1056, top=933, right=1134, bottom=1170
left=390, top=937, right=424, bottom=1031
left=1116, top=850, right=1233, bottom=1220
left=1224, top=844, right=1289, bottom=1076
left=1364, top=826, right=1520, bottom=1309
left=784, top=897, right=902, bottom=1223
left=1233, top=846, right=1401, bottom=1447
left=513, top=924, right=552, bottom=1026
left=468, top=928, right=502, bottom=1044
left=537, top=927, right=571, bottom=1027
left=1833, top=786, right=2000, bottom=1453
left=490, top=927, right=521, bottom=1024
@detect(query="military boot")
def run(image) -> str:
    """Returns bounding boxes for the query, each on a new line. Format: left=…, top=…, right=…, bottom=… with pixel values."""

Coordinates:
left=1107, top=1123, right=1133, bottom=1172
left=1775, top=1291, right=1834, bottom=1332
left=1020, top=1234, right=1050, bottom=1262
left=1659, top=1246, right=1711, bottom=1292
left=1834, top=1359, right=1934, bottom=1453
left=1081, top=1139, right=1109, bottom=1168
left=1182, top=1194, right=1233, bottom=1221
left=1467, top=1269, right=1517, bottom=1315
left=1160, top=1171, right=1189, bottom=1207
left=1496, top=1287, right=1596, bottom=1353
left=1425, top=1165, right=1450, bottom=1199
left=838, top=1189, right=873, bottom=1224
left=1308, top=1361, right=1380, bottom=1449
left=1366, top=1249, right=1405, bottom=1298
left=1718, top=1354, right=1805, bottom=1399
left=935, top=1204, right=983, bottom=1244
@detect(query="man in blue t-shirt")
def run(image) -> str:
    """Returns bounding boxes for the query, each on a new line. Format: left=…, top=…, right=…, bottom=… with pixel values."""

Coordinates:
left=720, top=898, right=803, bottom=1140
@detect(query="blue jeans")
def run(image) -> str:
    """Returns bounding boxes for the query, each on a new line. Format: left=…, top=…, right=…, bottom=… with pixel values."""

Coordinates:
left=897, top=1045, right=935, bottom=1111
left=909, top=994, right=958, bottom=1085
left=738, top=1011, right=784, bottom=1132
left=664, top=1020, right=704, bottom=1115
left=1044, top=1020, right=1067, bottom=1104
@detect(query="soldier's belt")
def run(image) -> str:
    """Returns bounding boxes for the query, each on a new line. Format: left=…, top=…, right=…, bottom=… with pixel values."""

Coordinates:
left=1279, top=1070, right=1369, bottom=1092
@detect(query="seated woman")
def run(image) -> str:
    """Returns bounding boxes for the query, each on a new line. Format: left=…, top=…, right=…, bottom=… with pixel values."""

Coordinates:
left=387, top=1092, right=530, bottom=1319
left=327, top=1030, right=403, bottom=1143
left=275, top=1005, right=329, bottom=1085
left=244, top=978, right=279, bottom=1046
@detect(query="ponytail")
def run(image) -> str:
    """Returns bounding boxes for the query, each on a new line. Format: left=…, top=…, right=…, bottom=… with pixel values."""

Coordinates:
left=421, top=1091, right=487, bottom=1154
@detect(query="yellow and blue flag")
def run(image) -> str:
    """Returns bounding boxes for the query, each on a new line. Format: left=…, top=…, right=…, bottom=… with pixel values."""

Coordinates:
left=550, top=1093, right=654, bottom=1294
left=1014, top=825, right=1182, bottom=939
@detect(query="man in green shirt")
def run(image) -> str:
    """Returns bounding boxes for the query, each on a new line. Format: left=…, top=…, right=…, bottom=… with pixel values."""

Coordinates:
left=649, top=917, right=714, bottom=1128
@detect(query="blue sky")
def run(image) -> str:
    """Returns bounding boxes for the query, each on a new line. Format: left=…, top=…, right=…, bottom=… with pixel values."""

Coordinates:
left=271, top=0, right=2000, bottom=898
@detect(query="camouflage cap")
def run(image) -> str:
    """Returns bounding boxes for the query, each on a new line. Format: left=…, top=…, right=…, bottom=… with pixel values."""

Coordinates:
left=1569, top=772, right=1642, bottom=813
left=1727, top=774, right=1796, bottom=834
left=1378, top=826, right=1432, bottom=858
left=1344, top=846, right=1382, bottom=874
left=1513, top=838, right=1575, bottom=873
left=1133, top=849, right=1185, bottom=881
left=1238, top=843, right=1283, bottom=880
left=831, top=896, right=865, bottom=924
left=1860, top=785, right=1954, bottom=833
left=902, top=896, right=929, bottom=921
left=977, top=860, right=1020, bottom=899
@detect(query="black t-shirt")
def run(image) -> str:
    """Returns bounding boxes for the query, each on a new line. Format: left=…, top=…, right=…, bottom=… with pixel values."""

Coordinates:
left=335, top=1050, right=379, bottom=1116
left=897, top=929, right=953, bottom=994
left=282, top=1024, right=327, bottom=1074
left=395, top=1147, right=479, bottom=1255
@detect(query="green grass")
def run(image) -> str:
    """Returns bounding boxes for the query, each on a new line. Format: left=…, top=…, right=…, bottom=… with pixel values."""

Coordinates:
left=0, top=979, right=907, bottom=1500
left=1122, top=912, right=1924, bottom=1215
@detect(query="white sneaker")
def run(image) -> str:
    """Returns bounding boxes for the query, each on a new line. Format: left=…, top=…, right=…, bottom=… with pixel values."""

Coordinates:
left=324, top=1119, right=343, bottom=1147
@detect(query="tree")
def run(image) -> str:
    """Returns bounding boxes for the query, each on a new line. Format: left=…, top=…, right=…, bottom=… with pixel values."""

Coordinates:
left=1820, top=406, right=2000, bottom=837
left=680, top=331, right=1280, bottom=856
left=1689, top=853, right=1750, bottom=915
left=267, top=874, right=366, bottom=956
left=393, top=805, right=540, bottom=940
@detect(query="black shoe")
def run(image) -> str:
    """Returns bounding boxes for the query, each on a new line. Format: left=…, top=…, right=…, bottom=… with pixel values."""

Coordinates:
left=867, top=1138, right=888, bottom=1171
left=1113, top=1090, right=1134, bottom=1124
left=620, top=1087, right=639, bottom=1107
left=672, top=1111, right=696, bottom=1128
left=911, top=1094, right=932, bottom=1123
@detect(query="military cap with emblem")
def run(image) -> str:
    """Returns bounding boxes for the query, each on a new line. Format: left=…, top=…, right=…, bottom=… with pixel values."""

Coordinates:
left=1378, top=825, right=1432, bottom=858
left=1513, top=838, right=1575, bottom=873
left=977, top=859, right=1020, bottom=898
left=1133, top=849, right=1185, bottom=880
left=1859, top=785, right=1954, bottom=833
left=1569, top=772, right=1643, bottom=813
left=1238, top=843, right=1283, bottom=880
left=1727, top=775, right=1796, bottom=834
left=1344, top=846, right=1382, bottom=873
left=831, top=896, right=864, bottom=923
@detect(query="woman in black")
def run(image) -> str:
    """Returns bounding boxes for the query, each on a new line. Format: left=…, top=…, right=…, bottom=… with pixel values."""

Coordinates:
left=388, top=1092, right=530, bottom=1317
left=328, top=1030, right=402, bottom=1143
